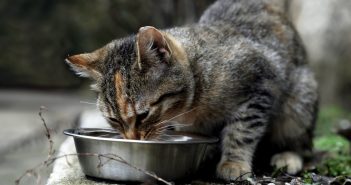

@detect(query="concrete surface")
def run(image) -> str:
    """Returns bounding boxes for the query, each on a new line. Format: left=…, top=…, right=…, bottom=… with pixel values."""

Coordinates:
left=0, top=89, right=97, bottom=185
left=46, top=136, right=121, bottom=185
left=46, top=109, right=114, bottom=185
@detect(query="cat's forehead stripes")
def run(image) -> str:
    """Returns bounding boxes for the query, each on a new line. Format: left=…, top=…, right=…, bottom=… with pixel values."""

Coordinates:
left=114, top=73, right=127, bottom=114
left=114, top=72, right=136, bottom=124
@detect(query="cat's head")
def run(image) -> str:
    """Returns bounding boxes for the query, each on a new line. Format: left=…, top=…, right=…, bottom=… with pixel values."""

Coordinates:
left=66, top=26, right=194, bottom=140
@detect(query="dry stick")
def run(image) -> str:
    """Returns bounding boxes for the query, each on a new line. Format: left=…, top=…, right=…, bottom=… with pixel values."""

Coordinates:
left=17, top=152, right=173, bottom=185
left=15, top=157, right=45, bottom=185
left=39, top=106, right=55, bottom=159
left=15, top=106, right=53, bottom=185
left=232, top=171, right=254, bottom=182
left=15, top=106, right=173, bottom=185
left=64, top=153, right=72, bottom=167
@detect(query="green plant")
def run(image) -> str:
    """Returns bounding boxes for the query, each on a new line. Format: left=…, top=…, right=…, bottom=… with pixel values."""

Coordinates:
left=314, top=135, right=351, bottom=176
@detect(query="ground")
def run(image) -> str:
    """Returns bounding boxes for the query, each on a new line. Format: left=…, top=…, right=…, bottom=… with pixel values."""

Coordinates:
left=8, top=92, right=351, bottom=184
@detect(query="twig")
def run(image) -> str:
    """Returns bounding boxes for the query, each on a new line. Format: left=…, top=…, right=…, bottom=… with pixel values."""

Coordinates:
left=15, top=106, right=173, bottom=185
left=39, top=106, right=55, bottom=159
left=63, top=153, right=72, bottom=167
left=17, top=152, right=173, bottom=185
left=15, top=163, right=43, bottom=185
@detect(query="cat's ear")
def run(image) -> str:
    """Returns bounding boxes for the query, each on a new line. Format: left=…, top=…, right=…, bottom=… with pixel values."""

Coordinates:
left=65, top=49, right=105, bottom=80
left=136, top=26, right=172, bottom=68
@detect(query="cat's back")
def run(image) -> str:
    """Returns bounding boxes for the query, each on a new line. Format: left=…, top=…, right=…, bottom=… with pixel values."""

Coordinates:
left=198, top=0, right=306, bottom=67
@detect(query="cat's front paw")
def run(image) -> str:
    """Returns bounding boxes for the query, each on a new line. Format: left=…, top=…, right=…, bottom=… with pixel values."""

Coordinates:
left=216, top=161, right=252, bottom=181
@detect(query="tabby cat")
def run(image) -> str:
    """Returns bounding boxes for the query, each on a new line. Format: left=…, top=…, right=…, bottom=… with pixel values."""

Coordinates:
left=66, top=0, right=318, bottom=181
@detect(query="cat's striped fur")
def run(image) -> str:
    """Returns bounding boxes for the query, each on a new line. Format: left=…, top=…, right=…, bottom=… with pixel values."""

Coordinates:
left=66, top=0, right=318, bottom=181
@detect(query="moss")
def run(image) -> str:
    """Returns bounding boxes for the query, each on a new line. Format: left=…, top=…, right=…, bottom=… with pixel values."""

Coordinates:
left=314, top=135, right=350, bottom=154
left=313, top=106, right=351, bottom=177
left=313, top=135, right=351, bottom=176
left=317, top=155, right=351, bottom=176
left=302, top=172, right=313, bottom=184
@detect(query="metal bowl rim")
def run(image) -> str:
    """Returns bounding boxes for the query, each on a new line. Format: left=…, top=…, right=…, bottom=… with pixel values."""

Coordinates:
left=64, top=128, right=219, bottom=144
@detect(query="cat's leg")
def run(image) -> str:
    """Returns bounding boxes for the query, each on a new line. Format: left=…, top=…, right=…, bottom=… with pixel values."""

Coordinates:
left=217, top=93, right=274, bottom=181
left=269, top=67, right=318, bottom=174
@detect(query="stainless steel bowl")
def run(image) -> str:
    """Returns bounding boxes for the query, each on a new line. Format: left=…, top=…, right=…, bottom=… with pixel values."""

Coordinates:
left=64, top=128, right=218, bottom=182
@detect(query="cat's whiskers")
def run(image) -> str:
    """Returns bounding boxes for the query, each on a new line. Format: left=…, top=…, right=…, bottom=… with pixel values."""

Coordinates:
left=144, top=107, right=199, bottom=140
left=79, top=101, right=96, bottom=105
left=151, top=134, right=174, bottom=140
left=153, top=122, right=190, bottom=134
left=158, top=135, right=181, bottom=141
left=154, top=122, right=191, bottom=133
left=145, top=123, right=190, bottom=140
left=153, top=107, right=198, bottom=127
left=145, top=129, right=171, bottom=140
left=167, top=123, right=191, bottom=128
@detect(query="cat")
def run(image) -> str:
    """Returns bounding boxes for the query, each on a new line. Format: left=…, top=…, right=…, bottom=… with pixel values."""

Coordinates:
left=66, top=0, right=318, bottom=181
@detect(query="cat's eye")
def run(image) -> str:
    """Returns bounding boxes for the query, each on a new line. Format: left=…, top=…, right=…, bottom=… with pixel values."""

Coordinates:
left=151, top=88, right=185, bottom=106
left=106, top=117, right=126, bottom=132
left=107, top=117, right=118, bottom=123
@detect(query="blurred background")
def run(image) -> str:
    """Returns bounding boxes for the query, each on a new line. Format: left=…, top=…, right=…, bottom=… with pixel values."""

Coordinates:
left=0, top=0, right=350, bottom=184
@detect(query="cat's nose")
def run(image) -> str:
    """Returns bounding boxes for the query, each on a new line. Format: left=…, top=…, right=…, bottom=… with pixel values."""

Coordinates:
left=125, top=129, right=140, bottom=140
